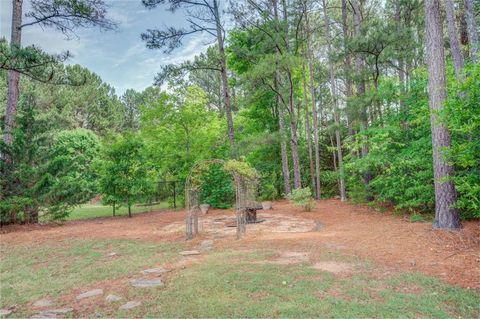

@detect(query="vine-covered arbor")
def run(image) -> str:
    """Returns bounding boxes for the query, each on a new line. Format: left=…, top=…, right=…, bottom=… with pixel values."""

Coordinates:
left=185, top=159, right=259, bottom=240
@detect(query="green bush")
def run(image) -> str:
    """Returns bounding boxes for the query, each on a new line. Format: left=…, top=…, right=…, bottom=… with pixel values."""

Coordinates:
left=287, top=187, right=316, bottom=212
left=199, top=164, right=235, bottom=209
left=344, top=63, right=480, bottom=219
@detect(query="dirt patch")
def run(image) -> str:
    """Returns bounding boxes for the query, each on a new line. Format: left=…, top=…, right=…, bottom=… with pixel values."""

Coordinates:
left=162, top=212, right=318, bottom=237
left=312, top=261, right=354, bottom=274
left=255, top=251, right=310, bottom=265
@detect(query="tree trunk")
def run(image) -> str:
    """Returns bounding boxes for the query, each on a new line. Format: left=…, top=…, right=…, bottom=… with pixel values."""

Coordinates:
left=3, top=0, right=23, bottom=157
left=342, top=0, right=357, bottom=140
left=323, top=0, right=346, bottom=201
left=282, top=0, right=302, bottom=189
left=287, top=71, right=302, bottom=189
left=425, top=0, right=461, bottom=229
left=352, top=0, right=372, bottom=197
left=444, top=0, right=464, bottom=78
left=304, top=1, right=321, bottom=199
left=113, top=202, right=116, bottom=217
left=277, top=79, right=292, bottom=195
left=213, top=0, right=235, bottom=154
left=1, top=0, right=23, bottom=222
left=395, top=0, right=406, bottom=111
left=302, top=63, right=316, bottom=194
left=128, top=203, right=132, bottom=218
left=464, top=0, right=479, bottom=62
left=272, top=0, right=291, bottom=195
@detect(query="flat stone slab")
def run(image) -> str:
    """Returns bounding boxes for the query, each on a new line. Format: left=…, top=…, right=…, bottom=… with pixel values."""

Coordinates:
left=141, top=267, right=169, bottom=275
left=75, top=289, right=103, bottom=300
left=119, top=301, right=141, bottom=310
left=0, top=309, right=13, bottom=316
left=179, top=250, right=201, bottom=256
left=130, top=278, right=164, bottom=288
left=105, top=294, right=122, bottom=302
left=32, top=308, right=74, bottom=318
left=199, top=240, right=213, bottom=251
left=33, top=298, right=52, bottom=308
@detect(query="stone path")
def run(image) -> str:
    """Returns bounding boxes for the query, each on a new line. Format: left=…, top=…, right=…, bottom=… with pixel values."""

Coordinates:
left=105, top=294, right=122, bottom=302
left=31, top=308, right=73, bottom=319
left=130, top=278, right=164, bottom=288
left=25, top=259, right=187, bottom=317
left=0, top=309, right=13, bottom=316
left=141, top=267, right=169, bottom=275
left=179, top=250, right=201, bottom=256
left=33, top=299, right=52, bottom=308
left=199, top=240, right=214, bottom=251
left=119, top=301, right=141, bottom=310
left=75, top=289, right=103, bottom=300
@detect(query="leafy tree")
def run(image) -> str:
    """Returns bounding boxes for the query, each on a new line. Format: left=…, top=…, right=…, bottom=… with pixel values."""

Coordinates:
left=140, top=85, right=224, bottom=182
left=36, top=129, right=100, bottom=220
left=99, top=133, right=154, bottom=217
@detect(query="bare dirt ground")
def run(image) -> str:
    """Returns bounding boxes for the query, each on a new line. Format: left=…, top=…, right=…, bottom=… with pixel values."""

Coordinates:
left=1, top=200, right=479, bottom=289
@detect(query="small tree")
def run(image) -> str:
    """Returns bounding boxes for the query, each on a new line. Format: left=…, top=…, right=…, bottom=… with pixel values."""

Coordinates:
left=37, top=129, right=100, bottom=220
left=287, top=187, right=316, bottom=212
left=99, top=134, right=153, bottom=217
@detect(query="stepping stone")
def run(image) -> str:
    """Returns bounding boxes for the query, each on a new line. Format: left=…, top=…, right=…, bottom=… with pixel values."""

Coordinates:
left=141, top=267, right=169, bottom=275
left=179, top=250, right=201, bottom=256
left=199, top=240, right=213, bottom=251
left=32, top=308, right=73, bottom=318
left=119, top=301, right=141, bottom=310
left=33, top=299, right=52, bottom=308
left=105, top=294, right=122, bottom=302
left=0, top=309, right=13, bottom=316
left=76, top=289, right=103, bottom=300
left=130, top=278, right=163, bottom=288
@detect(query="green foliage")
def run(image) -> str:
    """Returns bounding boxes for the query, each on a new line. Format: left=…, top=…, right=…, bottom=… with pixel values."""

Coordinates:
left=98, top=133, right=155, bottom=214
left=409, top=213, right=425, bottom=223
left=445, top=63, right=480, bottom=219
left=345, top=63, right=480, bottom=219
left=199, top=164, right=234, bottom=209
left=35, top=129, right=100, bottom=220
left=287, top=187, right=316, bottom=212
left=223, top=159, right=259, bottom=181
left=319, top=170, right=340, bottom=199
left=140, top=86, right=225, bottom=184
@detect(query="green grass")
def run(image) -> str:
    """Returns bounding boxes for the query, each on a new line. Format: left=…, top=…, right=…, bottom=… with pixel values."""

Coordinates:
left=1, top=243, right=479, bottom=318
left=67, top=202, right=170, bottom=220
left=0, top=239, right=183, bottom=311
left=134, top=251, right=479, bottom=319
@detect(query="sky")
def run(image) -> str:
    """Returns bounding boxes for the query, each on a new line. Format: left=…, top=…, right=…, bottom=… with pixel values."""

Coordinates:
left=0, top=0, right=212, bottom=95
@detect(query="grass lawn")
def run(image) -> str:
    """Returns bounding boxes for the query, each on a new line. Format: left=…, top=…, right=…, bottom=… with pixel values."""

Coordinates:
left=0, top=239, right=183, bottom=316
left=67, top=202, right=170, bottom=220
left=1, top=241, right=479, bottom=318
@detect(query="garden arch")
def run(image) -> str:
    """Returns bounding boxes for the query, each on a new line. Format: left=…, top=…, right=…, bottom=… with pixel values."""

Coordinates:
left=185, top=159, right=258, bottom=240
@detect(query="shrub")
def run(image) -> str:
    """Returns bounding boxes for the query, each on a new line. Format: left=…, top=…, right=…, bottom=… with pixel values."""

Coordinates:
left=409, top=213, right=425, bottom=223
left=287, top=187, right=316, bottom=212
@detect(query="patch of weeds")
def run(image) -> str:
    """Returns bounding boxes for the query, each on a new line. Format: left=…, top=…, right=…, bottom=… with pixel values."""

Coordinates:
left=409, top=213, right=426, bottom=223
